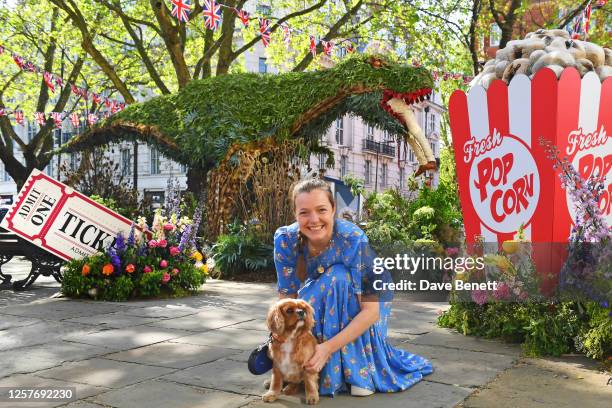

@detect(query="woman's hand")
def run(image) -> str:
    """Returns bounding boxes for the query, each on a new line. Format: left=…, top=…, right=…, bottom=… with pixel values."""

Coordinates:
left=305, top=342, right=332, bottom=373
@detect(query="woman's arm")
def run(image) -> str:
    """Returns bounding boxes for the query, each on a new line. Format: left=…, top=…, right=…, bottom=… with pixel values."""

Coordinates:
left=305, top=297, right=379, bottom=372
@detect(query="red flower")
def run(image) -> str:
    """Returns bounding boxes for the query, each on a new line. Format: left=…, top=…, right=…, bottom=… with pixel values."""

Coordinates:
left=102, top=264, right=114, bottom=276
left=125, top=264, right=135, bottom=274
left=160, top=259, right=168, bottom=268
left=169, top=246, right=181, bottom=257
left=81, top=264, right=91, bottom=276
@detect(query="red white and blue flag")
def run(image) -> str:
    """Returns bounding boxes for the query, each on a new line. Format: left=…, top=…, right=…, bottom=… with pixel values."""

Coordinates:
left=87, top=113, right=98, bottom=126
left=69, top=112, right=80, bottom=128
left=14, top=110, right=24, bottom=125
left=35, top=112, right=46, bottom=126
left=235, top=8, right=249, bottom=27
left=259, top=18, right=271, bottom=47
left=43, top=71, right=55, bottom=93
left=170, top=0, right=191, bottom=23
left=346, top=43, right=355, bottom=54
left=322, top=40, right=334, bottom=56
left=51, top=112, right=62, bottom=129
left=309, top=35, right=317, bottom=57
left=282, top=24, right=291, bottom=46
left=203, top=0, right=222, bottom=31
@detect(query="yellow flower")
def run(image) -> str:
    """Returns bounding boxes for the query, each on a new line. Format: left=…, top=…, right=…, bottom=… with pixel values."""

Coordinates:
left=191, top=251, right=203, bottom=262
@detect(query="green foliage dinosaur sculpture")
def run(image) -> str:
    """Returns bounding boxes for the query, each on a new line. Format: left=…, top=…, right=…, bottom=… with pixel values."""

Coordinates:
left=63, top=54, right=437, bottom=178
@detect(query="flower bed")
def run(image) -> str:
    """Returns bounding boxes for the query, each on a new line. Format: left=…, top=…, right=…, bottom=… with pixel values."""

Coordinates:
left=61, top=207, right=209, bottom=301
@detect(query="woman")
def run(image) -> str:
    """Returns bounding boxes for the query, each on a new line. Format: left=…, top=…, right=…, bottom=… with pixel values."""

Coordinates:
left=274, top=178, right=433, bottom=397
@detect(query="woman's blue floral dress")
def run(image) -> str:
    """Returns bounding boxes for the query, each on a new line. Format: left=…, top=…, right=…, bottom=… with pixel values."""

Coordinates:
left=274, top=218, right=433, bottom=396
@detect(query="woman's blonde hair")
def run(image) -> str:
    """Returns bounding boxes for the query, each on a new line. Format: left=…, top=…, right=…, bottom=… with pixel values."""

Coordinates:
left=291, top=178, right=336, bottom=282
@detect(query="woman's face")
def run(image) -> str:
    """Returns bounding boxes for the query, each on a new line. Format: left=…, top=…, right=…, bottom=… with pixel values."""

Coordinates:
left=294, top=189, right=335, bottom=244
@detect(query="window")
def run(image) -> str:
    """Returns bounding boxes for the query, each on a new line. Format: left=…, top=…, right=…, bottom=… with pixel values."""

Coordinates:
left=150, top=147, right=160, bottom=175
left=364, top=160, right=372, bottom=184
left=121, top=148, right=131, bottom=176
left=381, top=163, right=387, bottom=187
left=399, top=167, right=405, bottom=190
left=490, top=24, right=502, bottom=47
left=409, top=148, right=415, bottom=163
left=430, top=142, right=436, bottom=157
left=335, top=117, right=344, bottom=145
left=27, top=121, right=37, bottom=142
left=70, top=153, right=79, bottom=172
left=1, top=164, right=10, bottom=182
left=336, top=46, right=347, bottom=58
left=180, top=163, right=187, bottom=174
left=62, top=130, right=73, bottom=144
left=258, top=57, right=267, bottom=73
left=429, top=114, right=436, bottom=134
left=340, top=155, right=347, bottom=178
left=256, top=4, right=271, bottom=16
left=366, top=125, right=374, bottom=140
left=318, top=153, right=326, bottom=170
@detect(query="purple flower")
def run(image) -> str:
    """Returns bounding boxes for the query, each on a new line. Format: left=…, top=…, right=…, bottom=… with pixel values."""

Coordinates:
left=471, top=289, right=488, bottom=305
left=127, top=224, right=135, bottom=247
left=115, top=233, right=126, bottom=253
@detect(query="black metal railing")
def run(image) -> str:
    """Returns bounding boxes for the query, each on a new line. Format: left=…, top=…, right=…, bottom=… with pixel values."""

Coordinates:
left=362, top=139, right=395, bottom=157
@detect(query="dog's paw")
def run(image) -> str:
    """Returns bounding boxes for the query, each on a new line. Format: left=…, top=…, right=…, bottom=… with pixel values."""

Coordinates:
left=305, top=393, right=319, bottom=405
left=262, top=391, right=278, bottom=403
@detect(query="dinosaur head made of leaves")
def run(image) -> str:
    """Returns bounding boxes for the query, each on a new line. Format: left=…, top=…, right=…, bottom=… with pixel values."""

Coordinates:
left=60, top=53, right=433, bottom=170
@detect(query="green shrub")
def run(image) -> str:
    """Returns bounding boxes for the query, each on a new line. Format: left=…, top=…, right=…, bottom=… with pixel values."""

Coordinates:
left=212, top=227, right=273, bottom=278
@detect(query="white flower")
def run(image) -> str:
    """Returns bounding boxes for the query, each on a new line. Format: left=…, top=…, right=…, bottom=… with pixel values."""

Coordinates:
left=206, top=257, right=216, bottom=270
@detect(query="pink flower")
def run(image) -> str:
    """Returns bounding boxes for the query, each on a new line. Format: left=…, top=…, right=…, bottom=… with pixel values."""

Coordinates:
left=518, top=291, right=529, bottom=301
left=169, top=246, right=181, bottom=257
left=163, top=223, right=176, bottom=232
left=445, top=247, right=459, bottom=257
left=143, top=265, right=152, bottom=273
left=493, top=282, right=510, bottom=300
left=160, top=259, right=168, bottom=268
left=162, top=272, right=171, bottom=283
left=172, top=268, right=180, bottom=276
left=148, top=240, right=158, bottom=248
left=471, top=289, right=488, bottom=306
left=158, top=239, right=168, bottom=248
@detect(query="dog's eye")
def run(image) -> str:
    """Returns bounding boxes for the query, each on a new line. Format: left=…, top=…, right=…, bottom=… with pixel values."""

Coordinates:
left=286, top=308, right=294, bottom=314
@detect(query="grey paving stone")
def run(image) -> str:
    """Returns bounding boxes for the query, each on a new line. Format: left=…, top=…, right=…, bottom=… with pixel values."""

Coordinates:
left=62, top=325, right=192, bottom=351
left=0, top=321, right=98, bottom=351
left=0, top=374, right=108, bottom=408
left=63, top=313, right=159, bottom=329
left=170, top=327, right=269, bottom=350
left=146, top=308, right=255, bottom=332
left=104, top=342, right=242, bottom=369
left=244, top=380, right=473, bottom=408
left=93, top=379, right=256, bottom=408
left=35, top=358, right=175, bottom=389
left=119, top=305, right=201, bottom=319
left=0, top=314, right=42, bottom=331
left=396, top=343, right=516, bottom=388
left=160, top=358, right=265, bottom=396
left=1, top=300, right=126, bottom=321
left=60, top=401, right=108, bottom=408
left=230, top=319, right=268, bottom=332
left=407, top=328, right=522, bottom=357
left=0, top=341, right=111, bottom=379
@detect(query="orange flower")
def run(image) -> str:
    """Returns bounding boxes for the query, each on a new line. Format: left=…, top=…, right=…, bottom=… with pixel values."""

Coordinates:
left=125, top=264, right=135, bottom=274
left=81, top=264, right=91, bottom=276
left=102, top=263, right=114, bottom=276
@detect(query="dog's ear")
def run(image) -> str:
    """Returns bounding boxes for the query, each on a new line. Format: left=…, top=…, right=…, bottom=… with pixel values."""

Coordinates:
left=302, top=300, right=315, bottom=331
left=267, top=304, right=284, bottom=334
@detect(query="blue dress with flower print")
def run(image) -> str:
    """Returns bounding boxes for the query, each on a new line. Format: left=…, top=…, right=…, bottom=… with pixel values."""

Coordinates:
left=274, top=218, right=433, bottom=396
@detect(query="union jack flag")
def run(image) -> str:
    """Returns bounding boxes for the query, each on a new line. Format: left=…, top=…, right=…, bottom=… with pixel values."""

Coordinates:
left=259, top=18, right=271, bottom=47
left=432, top=70, right=439, bottom=81
left=0, top=108, right=5, bottom=117
left=71, top=84, right=80, bottom=96
left=594, top=0, right=607, bottom=8
left=14, top=110, right=24, bottom=125
left=345, top=43, right=355, bottom=54
left=87, top=113, right=98, bottom=126
left=92, top=93, right=102, bottom=105
left=322, top=40, right=334, bottom=56
left=104, top=98, right=112, bottom=108
left=170, top=0, right=191, bottom=23
left=111, top=101, right=121, bottom=114
left=69, top=112, right=80, bottom=128
left=51, top=112, right=63, bottom=129
left=12, top=54, right=24, bottom=70
left=35, top=112, right=46, bottom=126
left=235, top=8, right=249, bottom=27
left=23, top=61, right=37, bottom=73
left=202, top=0, right=222, bottom=31
left=309, top=35, right=317, bottom=57
left=54, top=75, right=63, bottom=89
left=43, top=72, right=55, bottom=93
left=282, top=24, right=291, bottom=46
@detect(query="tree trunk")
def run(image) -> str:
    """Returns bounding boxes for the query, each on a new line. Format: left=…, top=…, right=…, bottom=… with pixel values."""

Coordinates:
left=186, top=167, right=205, bottom=197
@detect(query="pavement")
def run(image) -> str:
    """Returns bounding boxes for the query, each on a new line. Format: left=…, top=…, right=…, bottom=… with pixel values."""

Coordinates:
left=0, top=259, right=609, bottom=408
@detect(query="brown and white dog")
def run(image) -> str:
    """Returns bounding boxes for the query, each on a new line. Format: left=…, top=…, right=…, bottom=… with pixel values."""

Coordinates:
left=263, top=298, right=319, bottom=405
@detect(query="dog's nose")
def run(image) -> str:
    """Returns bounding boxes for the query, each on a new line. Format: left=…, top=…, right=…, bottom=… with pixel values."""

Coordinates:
left=296, top=309, right=305, bottom=319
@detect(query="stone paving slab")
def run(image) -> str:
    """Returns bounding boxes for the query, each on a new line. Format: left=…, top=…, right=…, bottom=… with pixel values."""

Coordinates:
left=92, top=379, right=256, bottom=408
left=160, top=358, right=265, bottom=396
left=170, top=327, right=268, bottom=350
left=118, top=305, right=202, bottom=319
left=146, top=308, right=255, bottom=332
left=0, top=341, right=112, bottom=380
left=230, top=318, right=269, bottom=332
left=0, top=314, right=42, bottom=331
left=63, top=312, right=159, bottom=329
left=35, top=358, right=175, bottom=389
left=0, top=300, right=128, bottom=321
left=60, top=401, right=107, bottom=408
left=407, top=328, right=522, bottom=357
left=62, top=325, right=193, bottom=351
left=0, top=321, right=98, bottom=351
left=0, top=374, right=108, bottom=408
left=244, top=380, right=473, bottom=408
left=396, top=343, right=517, bottom=388
left=104, top=342, right=243, bottom=369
